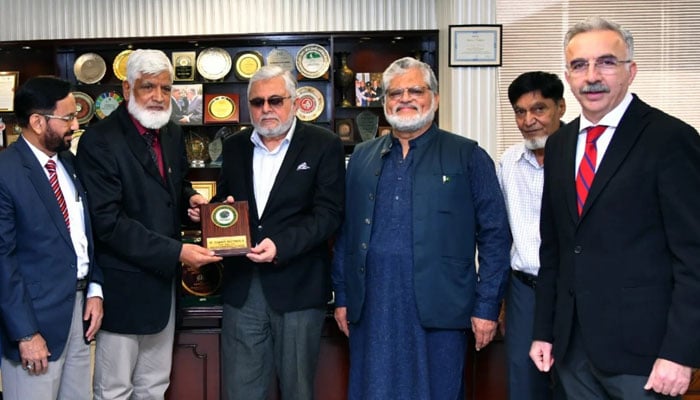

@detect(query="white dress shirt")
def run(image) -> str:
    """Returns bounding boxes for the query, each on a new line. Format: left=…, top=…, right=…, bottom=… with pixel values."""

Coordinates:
left=250, top=119, right=297, bottom=219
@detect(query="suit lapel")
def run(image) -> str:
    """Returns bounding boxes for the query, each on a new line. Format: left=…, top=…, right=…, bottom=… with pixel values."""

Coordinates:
left=118, top=107, right=167, bottom=188
left=16, top=138, right=73, bottom=247
left=581, top=97, right=649, bottom=219
left=561, top=119, right=581, bottom=224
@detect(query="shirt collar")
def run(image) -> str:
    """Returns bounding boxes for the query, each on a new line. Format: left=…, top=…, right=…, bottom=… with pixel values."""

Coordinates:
left=250, top=117, right=297, bottom=152
left=24, top=136, right=57, bottom=168
left=128, top=113, right=159, bottom=137
left=579, top=92, right=633, bottom=133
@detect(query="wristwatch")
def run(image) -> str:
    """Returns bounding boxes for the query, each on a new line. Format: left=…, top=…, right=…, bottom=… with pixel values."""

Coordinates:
left=18, top=333, right=36, bottom=342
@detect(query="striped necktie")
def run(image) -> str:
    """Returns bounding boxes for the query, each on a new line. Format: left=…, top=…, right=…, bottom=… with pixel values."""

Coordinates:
left=45, top=159, right=70, bottom=231
left=575, top=125, right=607, bottom=216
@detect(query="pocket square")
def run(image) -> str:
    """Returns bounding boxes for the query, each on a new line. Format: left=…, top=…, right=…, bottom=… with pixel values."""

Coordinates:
left=296, top=162, right=310, bottom=171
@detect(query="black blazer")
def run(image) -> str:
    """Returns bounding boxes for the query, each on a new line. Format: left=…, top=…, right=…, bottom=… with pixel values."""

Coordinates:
left=214, top=121, right=345, bottom=313
left=534, top=95, right=700, bottom=374
left=76, top=104, right=196, bottom=334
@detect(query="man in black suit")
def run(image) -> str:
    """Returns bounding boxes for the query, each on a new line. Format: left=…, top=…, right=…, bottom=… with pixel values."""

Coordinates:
left=76, top=49, right=221, bottom=399
left=530, top=17, right=700, bottom=399
left=214, top=65, right=345, bottom=399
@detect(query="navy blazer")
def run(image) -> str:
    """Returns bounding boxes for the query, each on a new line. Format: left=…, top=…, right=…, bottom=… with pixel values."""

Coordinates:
left=332, top=125, right=511, bottom=329
left=534, top=95, right=700, bottom=374
left=76, top=103, right=196, bottom=334
left=213, top=121, right=345, bottom=313
left=0, top=136, right=102, bottom=362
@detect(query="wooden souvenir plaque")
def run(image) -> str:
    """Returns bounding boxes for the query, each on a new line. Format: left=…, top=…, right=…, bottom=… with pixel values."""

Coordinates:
left=200, top=201, right=251, bottom=256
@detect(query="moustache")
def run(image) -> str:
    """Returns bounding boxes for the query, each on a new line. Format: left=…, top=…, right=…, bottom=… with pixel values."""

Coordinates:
left=392, top=104, right=420, bottom=113
left=580, top=83, right=610, bottom=94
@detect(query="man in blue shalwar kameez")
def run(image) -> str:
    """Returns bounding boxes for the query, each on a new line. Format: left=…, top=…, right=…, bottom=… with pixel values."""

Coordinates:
left=332, top=56, right=511, bottom=399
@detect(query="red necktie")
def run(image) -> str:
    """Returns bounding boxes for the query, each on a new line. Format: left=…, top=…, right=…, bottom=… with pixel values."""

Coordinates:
left=45, top=160, right=70, bottom=231
left=575, top=125, right=607, bottom=216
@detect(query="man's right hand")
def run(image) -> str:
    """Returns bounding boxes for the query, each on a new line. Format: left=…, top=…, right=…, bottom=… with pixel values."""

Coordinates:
left=19, top=333, right=50, bottom=375
left=334, top=306, right=349, bottom=337
left=530, top=340, right=555, bottom=372
left=180, top=243, right=222, bottom=270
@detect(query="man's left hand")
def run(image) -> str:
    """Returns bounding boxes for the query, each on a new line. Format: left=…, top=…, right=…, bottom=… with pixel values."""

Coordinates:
left=246, top=238, right=277, bottom=263
left=644, top=358, right=692, bottom=396
left=471, top=316, right=497, bottom=351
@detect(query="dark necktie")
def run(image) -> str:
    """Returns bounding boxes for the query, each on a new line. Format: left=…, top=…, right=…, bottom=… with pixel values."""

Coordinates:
left=575, top=125, right=607, bottom=216
left=45, top=160, right=70, bottom=231
left=142, top=130, right=159, bottom=166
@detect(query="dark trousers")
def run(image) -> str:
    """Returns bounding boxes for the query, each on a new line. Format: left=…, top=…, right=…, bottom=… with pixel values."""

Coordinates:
left=505, top=272, right=556, bottom=400
left=221, top=272, right=326, bottom=400
left=558, top=319, right=680, bottom=400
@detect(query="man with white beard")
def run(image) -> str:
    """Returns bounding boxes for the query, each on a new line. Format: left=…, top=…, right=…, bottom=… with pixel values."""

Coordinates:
left=76, top=49, right=221, bottom=400
left=497, top=71, right=566, bottom=400
left=332, top=56, right=511, bottom=399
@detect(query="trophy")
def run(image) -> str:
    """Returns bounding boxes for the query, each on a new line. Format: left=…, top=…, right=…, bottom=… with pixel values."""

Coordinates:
left=355, top=110, right=379, bottom=142
left=185, top=131, right=209, bottom=168
left=334, top=52, right=354, bottom=107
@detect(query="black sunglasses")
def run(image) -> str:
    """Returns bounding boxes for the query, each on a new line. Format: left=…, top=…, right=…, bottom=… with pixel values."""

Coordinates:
left=248, top=96, right=292, bottom=108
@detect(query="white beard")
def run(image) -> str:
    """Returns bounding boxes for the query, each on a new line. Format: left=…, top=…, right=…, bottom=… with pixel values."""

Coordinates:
left=524, top=136, right=548, bottom=150
left=127, top=99, right=172, bottom=129
left=253, top=113, right=295, bottom=138
left=385, top=97, right=436, bottom=133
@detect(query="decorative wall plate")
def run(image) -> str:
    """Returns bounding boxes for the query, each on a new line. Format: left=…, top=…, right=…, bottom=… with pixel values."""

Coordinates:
left=94, top=91, right=124, bottom=119
left=233, top=51, right=264, bottom=80
left=266, top=48, right=294, bottom=71
left=295, top=86, right=324, bottom=121
left=112, top=49, right=133, bottom=81
left=296, top=44, right=330, bottom=79
left=72, top=91, right=95, bottom=125
left=74, top=53, right=107, bottom=84
left=196, top=47, right=232, bottom=80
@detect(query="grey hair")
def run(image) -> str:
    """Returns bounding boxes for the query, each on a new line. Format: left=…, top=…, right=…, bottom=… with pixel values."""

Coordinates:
left=247, top=65, right=297, bottom=99
left=382, top=57, right=438, bottom=94
left=126, top=49, right=174, bottom=85
left=565, top=17, right=634, bottom=60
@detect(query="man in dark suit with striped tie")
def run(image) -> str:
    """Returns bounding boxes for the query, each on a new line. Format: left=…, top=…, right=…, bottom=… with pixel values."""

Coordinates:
left=0, top=76, right=103, bottom=400
left=531, top=17, right=700, bottom=399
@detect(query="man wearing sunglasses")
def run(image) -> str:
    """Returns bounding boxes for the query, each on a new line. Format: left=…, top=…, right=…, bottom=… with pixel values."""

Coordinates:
left=0, top=76, right=103, bottom=400
left=332, top=56, right=510, bottom=399
left=214, top=65, right=345, bottom=400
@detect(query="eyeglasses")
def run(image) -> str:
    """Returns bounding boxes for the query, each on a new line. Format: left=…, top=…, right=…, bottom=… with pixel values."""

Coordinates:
left=567, top=56, right=632, bottom=75
left=40, top=113, right=78, bottom=122
left=385, top=86, right=431, bottom=101
left=248, top=96, right=292, bottom=108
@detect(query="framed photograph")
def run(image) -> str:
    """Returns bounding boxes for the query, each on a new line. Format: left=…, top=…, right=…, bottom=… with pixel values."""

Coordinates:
left=192, top=181, right=217, bottom=201
left=335, top=119, right=355, bottom=143
left=354, top=72, right=383, bottom=107
left=0, top=71, right=19, bottom=112
left=448, top=25, right=502, bottom=67
left=171, top=84, right=203, bottom=125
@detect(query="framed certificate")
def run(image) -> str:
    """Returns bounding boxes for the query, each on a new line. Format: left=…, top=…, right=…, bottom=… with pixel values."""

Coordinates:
left=192, top=181, right=217, bottom=201
left=0, top=71, right=19, bottom=112
left=448, top=25, right=502, bottom=67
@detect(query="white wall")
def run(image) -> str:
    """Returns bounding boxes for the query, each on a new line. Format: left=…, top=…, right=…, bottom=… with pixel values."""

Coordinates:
left=0, top=0, right=499, bottom=156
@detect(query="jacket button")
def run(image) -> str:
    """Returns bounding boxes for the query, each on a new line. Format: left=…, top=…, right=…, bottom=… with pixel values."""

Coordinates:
left=369, top=193, right=374, bottom=201
left=364, top=218, right=371, bottom=225
left=574, top=245, right=582, bottom=254
left=257, top=225, right=263, bottom=230
left=361, top=243, right=367, bottom=250
left=359, top=267, right=365, bottom=274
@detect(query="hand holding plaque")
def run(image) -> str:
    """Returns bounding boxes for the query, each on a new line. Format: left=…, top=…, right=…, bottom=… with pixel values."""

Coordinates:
left=200, top=201, right=252, bottom=256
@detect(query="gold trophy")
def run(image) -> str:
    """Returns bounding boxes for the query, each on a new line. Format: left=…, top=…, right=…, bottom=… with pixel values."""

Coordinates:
left=185, top=131, right=209, bottom=168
